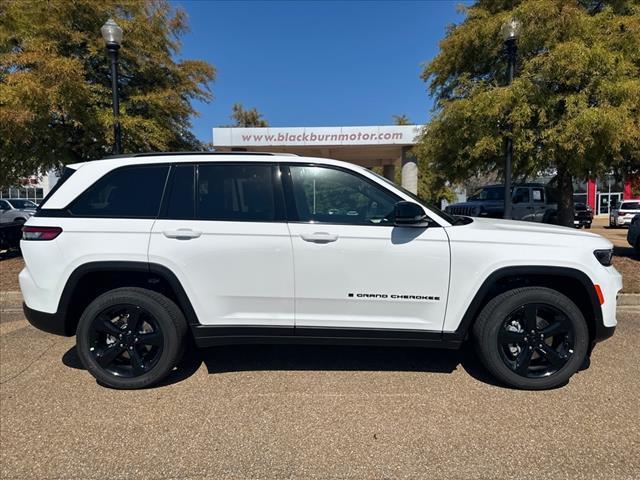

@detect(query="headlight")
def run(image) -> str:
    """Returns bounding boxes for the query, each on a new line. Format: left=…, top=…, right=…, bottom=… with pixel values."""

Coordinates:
left=593, top=249, right=613, bottom=266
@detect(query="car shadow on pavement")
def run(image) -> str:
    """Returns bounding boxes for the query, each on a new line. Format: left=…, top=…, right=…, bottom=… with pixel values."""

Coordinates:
left=62, top=342, right=503, bottom=388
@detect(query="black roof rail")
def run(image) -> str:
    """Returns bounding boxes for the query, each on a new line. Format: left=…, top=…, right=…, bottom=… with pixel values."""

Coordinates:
left=103, top=151, right=298, bottom=159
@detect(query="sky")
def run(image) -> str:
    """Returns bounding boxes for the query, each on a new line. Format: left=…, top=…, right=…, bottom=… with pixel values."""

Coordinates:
left=172, top=1, right=469, bottom=143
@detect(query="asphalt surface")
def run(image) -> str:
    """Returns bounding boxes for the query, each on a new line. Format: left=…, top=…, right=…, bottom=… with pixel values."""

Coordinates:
left=1, top=294, right=639, bottom=479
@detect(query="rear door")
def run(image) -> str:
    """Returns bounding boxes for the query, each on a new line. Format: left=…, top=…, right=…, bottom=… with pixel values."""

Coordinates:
left=148, top=163, right=294, bottom=330
left=283, top=163, right=450, bottom=333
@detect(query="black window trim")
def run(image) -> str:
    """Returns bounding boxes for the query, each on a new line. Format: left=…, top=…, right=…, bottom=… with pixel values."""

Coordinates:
left=158, top=161, right=287, bottom=223
left=280, top=162, right=435, bottom=228
left=65, top=164, right=171, bottom=220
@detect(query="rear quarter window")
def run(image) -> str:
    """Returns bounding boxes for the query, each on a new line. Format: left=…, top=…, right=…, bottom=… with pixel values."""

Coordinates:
left=68, top=165, right=170, bottom=218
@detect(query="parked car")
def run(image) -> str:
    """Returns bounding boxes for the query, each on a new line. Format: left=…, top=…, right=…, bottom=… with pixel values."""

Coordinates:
left=445, top=183, right=557, bottom=223
left=628, top=214, right=640, bottom=253
left=20, top=153, right=621, bottom=391
left=0, top=198, right=38, bottom=224
left=609, top=200, right=640, bottom=227
left=574, top=202, right=593, bottom=229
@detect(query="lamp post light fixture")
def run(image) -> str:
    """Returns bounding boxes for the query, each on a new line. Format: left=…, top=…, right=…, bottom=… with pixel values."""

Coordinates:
left=501, top=17, right=521, bottom=220
left=101, top=18, right=123, bottom=155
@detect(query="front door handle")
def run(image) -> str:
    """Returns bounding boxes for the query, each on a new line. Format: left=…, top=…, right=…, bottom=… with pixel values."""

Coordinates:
left=163, top=228, right=201, bottom=240
left=300, top=232, right=339, bottom=243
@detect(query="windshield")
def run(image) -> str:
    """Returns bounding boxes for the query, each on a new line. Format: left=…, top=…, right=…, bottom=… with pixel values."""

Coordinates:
left=468, top=186, right=504, bottom=201
left=368, top=170, right=459, bottom=225
left=7, top=199, right=37, bottom=209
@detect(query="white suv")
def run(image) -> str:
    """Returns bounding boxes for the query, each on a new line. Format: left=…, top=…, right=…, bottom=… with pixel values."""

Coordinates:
left=20, top=153, right=622, bottom=390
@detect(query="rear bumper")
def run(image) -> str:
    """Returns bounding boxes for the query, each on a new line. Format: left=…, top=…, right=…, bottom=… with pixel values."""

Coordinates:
left=23, top=303, right=73, bottom=336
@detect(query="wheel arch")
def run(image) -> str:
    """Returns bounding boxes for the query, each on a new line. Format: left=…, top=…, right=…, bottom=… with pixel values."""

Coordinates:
left=57, top=261, right=199, bottom=336
left=453, top=266, right=605, bottom=344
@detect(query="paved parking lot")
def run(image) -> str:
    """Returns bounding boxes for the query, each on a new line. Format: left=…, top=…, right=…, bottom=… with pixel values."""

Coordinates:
left=1, top=288, right=639, bottom=479
left=1, top=217, right=638, bottom=479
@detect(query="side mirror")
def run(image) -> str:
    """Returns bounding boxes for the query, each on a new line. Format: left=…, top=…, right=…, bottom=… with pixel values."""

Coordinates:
left=394, top=201, right=429, bottom=227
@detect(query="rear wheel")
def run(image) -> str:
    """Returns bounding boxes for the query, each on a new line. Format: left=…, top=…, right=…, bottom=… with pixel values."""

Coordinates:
left=76, top=287, right=187, bottom=389
left=473, top=287, right=589, bottom=390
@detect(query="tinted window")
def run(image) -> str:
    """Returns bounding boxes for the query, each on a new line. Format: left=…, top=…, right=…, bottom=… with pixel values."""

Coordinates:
left=469, top=187, right=504, bottom=201
left=621, top=202, right=640, bottom=210
left=165, top=165, right=195, bottom=219
left=197, top=164, right=277, bottom=221
left=0, top=200, right=10, bottom=210
left=289, top=165, right=397, bottom=225
left=7, top=199, right=37, bottom=209
left=514, top=187, right=530, bottom=203
left=69, top=165, right=169, bottom=218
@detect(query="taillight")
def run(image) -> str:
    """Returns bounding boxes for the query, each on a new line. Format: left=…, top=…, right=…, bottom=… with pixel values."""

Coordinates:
left=618, top=211, right=625, bottom=216
left=22, top=226, right=62, bottom=241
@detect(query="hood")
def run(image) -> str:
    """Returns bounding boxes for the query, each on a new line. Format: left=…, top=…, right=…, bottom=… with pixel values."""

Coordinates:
left=446, top=217, right=611, bottom=249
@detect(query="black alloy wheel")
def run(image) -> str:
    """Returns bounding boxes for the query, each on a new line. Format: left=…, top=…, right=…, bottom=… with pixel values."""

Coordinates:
left=473, top=287, right=589, bottom=390
left=88, top=304, right=164, bottom=378
left=497, top=303, right=574, bottom=378
left=76, top=287, right=187, bottom=389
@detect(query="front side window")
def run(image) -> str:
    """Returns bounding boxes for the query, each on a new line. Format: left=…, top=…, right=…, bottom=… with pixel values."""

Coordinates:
left=514, top=187, right=530, bottom=204
left=69, top=165, right=169, bottom=218
left=288, top=165, right=397, bottom=225
left=196, top=164, right=278, bottom=222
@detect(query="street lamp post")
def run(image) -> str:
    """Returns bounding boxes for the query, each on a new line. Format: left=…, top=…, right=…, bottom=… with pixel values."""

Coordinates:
left=101, top=19, right=123, bottom=155
left=501, top=18, right=521, bottom=220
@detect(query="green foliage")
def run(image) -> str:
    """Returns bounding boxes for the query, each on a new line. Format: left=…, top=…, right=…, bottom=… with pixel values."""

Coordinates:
left=418, top=0, right=640, bottom=224
left=0, top=0, right=215, bottom=186
left=229, top=103, right=268, bottom=127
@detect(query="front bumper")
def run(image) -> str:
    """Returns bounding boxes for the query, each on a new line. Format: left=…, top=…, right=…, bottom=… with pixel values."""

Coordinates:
left=23, top=303, right=73, bottom=336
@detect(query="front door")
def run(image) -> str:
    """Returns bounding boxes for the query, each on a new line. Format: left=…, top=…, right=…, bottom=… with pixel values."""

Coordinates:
left=284, top=164, right=450, bottom=332
left=148, top=163, right=294, bottom=329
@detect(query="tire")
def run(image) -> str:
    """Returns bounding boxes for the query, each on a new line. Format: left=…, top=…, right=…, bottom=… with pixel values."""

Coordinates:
left=585, top=223, right=591, bottom=229
left=14, top=218, right=26, bottom=224
left=472, top=287, right=589, bottom=390
left=76, top=287, right=188, bottom=389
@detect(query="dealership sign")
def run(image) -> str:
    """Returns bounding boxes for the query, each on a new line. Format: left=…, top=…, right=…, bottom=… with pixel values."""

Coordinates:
left=212, top=125, right=424, bottom=147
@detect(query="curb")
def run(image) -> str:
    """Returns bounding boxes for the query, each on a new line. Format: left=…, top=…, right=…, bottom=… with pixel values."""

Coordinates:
left=618, top=294, right=640, bottom=306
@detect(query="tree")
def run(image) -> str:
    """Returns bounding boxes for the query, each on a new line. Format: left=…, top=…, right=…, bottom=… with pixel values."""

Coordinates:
left=418, top=0, right=640, bottom=226
left=229, top=103, right=268, bottom=127
left=392, top=114, right=412, bottom=125
left=0, top=0, right=215, bottom=186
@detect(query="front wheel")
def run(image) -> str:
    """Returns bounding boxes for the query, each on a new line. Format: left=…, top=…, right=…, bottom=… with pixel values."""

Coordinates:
left=76, top=287, right=187, bottom=389
left=472, top=287, right=589, bottom=390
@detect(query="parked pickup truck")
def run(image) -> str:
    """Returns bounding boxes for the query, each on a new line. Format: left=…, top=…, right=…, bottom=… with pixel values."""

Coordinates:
left=446, top=183, right=558, bottom=223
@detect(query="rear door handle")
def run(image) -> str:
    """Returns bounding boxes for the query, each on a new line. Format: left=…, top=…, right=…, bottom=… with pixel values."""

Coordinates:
left=163, top=228, right=201, bottom=240
left=300, top=232, right=339, bottom=243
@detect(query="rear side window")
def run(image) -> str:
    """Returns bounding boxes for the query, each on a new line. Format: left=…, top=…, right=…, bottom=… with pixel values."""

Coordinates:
left=532, top=187, right=545, bottom=203
left=196, top=164, right=279, bottom=222
left=69, top=165, right=169, bottom=218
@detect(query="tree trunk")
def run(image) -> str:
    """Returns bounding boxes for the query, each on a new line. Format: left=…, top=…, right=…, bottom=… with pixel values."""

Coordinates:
left=556, top=164, right=574, bottom=227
